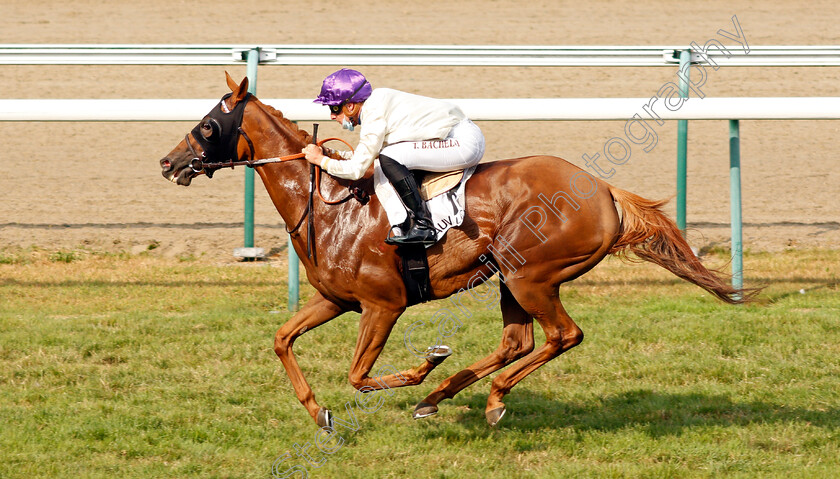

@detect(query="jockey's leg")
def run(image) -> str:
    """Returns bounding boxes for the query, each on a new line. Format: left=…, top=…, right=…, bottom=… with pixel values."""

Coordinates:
left=377, top=119, right=485, bottom=246
left=381, top=119, right=486, bottom=173
left=379, top=154, right=437, bottom=246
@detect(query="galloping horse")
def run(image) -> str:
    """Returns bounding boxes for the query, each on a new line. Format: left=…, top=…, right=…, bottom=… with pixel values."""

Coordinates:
left=160, top=74, right=751, bottom=427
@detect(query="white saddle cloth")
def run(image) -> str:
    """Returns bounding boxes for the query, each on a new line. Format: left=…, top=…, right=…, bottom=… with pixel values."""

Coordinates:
left=374, top=163, right=477, bottom=245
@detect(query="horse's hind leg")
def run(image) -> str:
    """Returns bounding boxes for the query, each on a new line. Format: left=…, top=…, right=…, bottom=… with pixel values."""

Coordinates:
left=413, top=283, right=535, bottom=419
left=484, top=284, right=583, bottom=426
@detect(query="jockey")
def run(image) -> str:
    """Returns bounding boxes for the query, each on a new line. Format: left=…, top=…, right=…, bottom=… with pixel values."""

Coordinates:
left=302, top=68, right=486, bottom=246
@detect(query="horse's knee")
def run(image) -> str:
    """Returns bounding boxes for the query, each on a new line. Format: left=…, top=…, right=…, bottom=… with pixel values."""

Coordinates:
left=273, top=328, right=294, bottom=357
left=561, top=326, right=584, bottom=350
left=519, top=334, right=536, bottom=357
left=544, top=325, right=583, bottom=353
left=348, top=371, right=391, bottom=390
left=498, top=334, right=535, bottom=363
left=348, top=371, right=366, bottom=390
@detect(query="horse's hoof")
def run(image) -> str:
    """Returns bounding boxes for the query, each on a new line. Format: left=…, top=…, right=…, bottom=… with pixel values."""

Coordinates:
left=316, top=408, right=333, bottom=428
left=413, top=402, right=439, bottom=419
left=425, top=345, right=452, bottom=365
left=485, top=406, right=506, bottom=427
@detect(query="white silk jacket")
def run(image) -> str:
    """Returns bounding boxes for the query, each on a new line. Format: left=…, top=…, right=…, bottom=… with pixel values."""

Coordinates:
left=321, top=88, right=466, bottom=180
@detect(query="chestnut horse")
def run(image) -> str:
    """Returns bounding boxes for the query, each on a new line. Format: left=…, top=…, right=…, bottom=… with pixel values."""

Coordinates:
left=160, top=75, right=750, bottom=428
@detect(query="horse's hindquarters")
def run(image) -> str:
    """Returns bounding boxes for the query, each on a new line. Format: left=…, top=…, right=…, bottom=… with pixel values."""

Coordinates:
left=428, top=155, right=620, bottom=295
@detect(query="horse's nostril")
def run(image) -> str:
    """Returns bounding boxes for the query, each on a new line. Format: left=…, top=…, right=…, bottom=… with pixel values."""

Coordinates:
left=160, top=158, right=172, bottom=171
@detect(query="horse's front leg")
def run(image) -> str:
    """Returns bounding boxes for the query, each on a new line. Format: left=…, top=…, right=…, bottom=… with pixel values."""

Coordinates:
left=273, top=291, right=346, bottom=425
left=345, top=304, right=453, bottom=399
left=345, top=305, right=405, bottom=392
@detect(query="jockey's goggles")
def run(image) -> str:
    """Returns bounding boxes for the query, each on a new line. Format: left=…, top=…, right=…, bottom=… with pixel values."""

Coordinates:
left=328, top=80, right=369, bottom=114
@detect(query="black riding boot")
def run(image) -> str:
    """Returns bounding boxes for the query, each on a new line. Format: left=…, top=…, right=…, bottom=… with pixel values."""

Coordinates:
left=380, top=155, right=437, bottom=246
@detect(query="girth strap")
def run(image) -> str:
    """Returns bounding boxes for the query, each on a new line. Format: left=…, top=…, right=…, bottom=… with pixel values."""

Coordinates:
left=399, top=244, right=432, bottom=305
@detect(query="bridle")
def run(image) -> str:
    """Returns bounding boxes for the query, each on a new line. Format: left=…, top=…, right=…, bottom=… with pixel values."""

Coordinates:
left=185, top=93, right=256, bottom=178
left=185, top=93, right=369, bottom=263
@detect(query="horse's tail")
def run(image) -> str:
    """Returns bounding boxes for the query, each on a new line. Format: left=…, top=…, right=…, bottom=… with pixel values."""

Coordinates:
left=607, top=185, right=757, bottom=304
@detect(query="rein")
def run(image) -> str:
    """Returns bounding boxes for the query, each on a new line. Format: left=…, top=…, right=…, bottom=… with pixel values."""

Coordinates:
left=189, top=134, right=360, bottom=206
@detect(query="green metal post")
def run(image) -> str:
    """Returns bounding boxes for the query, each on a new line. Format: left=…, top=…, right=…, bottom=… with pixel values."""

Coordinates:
left=287, top=115, right=300, bottom=311
left=288, top=240, right=300, bottom=311
left=244, top=48, right=259, bottom=249
left=729, top=120, right=744, bottom=298
left=676, top=49, right=691, bottom=236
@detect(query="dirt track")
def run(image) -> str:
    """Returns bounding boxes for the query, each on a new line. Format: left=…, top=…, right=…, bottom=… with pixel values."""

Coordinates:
left=1, top=1, right=838, bottom=260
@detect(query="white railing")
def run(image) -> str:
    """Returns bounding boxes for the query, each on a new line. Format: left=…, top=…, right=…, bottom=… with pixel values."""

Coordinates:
left=1, top=44, right=840, bottom=66
left=3, top=44, right=839, bottom=308
left=2, top=97, right=840, bottom=122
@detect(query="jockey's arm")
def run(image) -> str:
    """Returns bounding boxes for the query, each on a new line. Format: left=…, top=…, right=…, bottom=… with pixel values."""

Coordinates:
left=318, top=114, right=387, bottom=181
left=323, top=147, right=353, bottom=161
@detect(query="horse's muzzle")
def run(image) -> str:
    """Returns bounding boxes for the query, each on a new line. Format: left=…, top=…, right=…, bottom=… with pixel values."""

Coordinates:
left=160, top=157, right=194, bottom=186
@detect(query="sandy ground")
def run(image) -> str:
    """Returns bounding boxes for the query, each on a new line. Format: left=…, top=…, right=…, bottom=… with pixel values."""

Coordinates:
left=1, top=0, right=839, bottom=261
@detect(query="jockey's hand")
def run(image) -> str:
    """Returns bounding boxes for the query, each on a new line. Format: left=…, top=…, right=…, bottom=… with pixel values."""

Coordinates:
left=302, top=144, right=325, bottom=167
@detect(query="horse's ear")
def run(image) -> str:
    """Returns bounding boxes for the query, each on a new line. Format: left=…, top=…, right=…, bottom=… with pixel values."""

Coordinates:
left=225, top=71, right=239, bottom=91
left=224, top=72, right=250, bottom=104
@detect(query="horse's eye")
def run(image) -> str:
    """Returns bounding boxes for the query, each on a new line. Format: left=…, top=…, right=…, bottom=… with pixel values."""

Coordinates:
left=201, top=119, right=222, bottom=141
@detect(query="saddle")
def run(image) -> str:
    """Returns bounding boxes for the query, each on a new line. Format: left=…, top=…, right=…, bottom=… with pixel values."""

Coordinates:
left=419, top=170, right=465, bottom=201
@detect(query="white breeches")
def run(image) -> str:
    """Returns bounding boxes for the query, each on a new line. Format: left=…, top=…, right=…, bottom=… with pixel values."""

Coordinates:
left=378, top=119, right=485, bottom=172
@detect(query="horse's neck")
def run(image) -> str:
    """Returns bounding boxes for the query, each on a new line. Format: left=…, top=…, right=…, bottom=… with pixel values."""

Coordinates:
left=249, top=112, right=310, bottom=225
left=249, top=106, right=347, bottom=241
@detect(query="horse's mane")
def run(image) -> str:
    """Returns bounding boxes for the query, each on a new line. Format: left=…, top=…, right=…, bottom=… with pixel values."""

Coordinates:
left=255, top=98, right=368, bottom=188
left=258, top=100, right=313, bottom=145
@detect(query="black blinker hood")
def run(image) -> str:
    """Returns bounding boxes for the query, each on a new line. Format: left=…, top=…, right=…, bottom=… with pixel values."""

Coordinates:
left=190, top=92, right=252, bottom=165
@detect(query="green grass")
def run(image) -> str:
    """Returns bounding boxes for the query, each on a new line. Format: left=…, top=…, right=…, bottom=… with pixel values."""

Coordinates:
left=0, top=249, right=838, bottom=478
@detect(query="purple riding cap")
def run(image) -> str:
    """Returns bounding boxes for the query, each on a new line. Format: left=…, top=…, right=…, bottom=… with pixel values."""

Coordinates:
left=313, top=68, right=373, bottom=106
